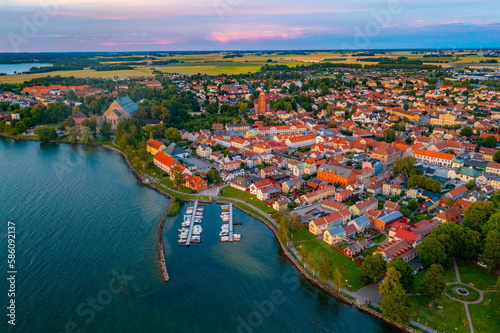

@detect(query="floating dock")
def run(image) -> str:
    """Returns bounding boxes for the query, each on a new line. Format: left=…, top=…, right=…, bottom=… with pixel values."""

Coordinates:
left=185, top=200, right=198, bottom=246
left=229, top=203, right=234, bottom=242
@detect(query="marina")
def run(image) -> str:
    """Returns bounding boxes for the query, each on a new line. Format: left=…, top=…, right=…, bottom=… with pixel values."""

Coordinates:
left=179, top=200, right=204, bottom=246
left=220, top=203, right=241, bottom=242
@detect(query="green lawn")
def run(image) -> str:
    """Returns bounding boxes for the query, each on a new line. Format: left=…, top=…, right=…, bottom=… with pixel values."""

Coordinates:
left=293, top=228, right=364, bottom=291
left=410, top=264, right=457, bottom=294
left=220, top=186, right=275, bottom=214
left=457, top=260, right=499, bottom=290
left=371, top=234, right=386, bottom=243
left=361, top=245, right=379, bottom=257
left=410, top=295, right=468, bottom=333
left=469, top=292, right=500, bottom=333
left=161, top=178, right=197, bottom=194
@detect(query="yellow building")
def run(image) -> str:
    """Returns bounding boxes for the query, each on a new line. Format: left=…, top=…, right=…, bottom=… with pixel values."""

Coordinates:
left=430, top=113, right=463, bottom=127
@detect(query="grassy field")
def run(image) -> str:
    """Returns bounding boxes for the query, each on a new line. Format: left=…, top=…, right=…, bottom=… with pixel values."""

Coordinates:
left=371, top=234, right=386, bottom=243
left=457, top=260, right=499, bottom=290
left=410, top=295, right=468, bottom=333
left=161, top=177, right=197, bottom=194
left=292, top=227, right=364, bottom=291
left=469, top=292, right=500, bottom=333
left=219, top=186, right=275, bottom=214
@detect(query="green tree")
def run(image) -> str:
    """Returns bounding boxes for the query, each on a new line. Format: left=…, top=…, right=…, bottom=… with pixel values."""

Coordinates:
left=82, top=118, right=97, bottom=134
left=35, top=126, right=57, bottom=142
left=460, top=126, right=473, bottom=137
left=483, top=135, right=498, bottom=148
left=332, top=267, right=346, bottom=291
left=483, top=231, right=500, bottom=272
left=67, top=127, right=78, bottom=143
left=408, top=199, right=419, bottom=211
left=380, top=284, right=412, bottom=324
left=100, top=122, right=112, bottom=139
left=392, top=156, right=418, bottom=178
left=63, top=117, right=75, bottom=129
left=318, top=251, right=333, bottom=281
left=79, top=126, right=93, bottom=144
left=379, top=267, right=402, bottom=297
left=165, top=127, right=181, bottom=142
left=493, top=150, right=500, bottom=163
left=460, top=228, right=482, bottom=260
left=361, top=253, right=387, bottom=283
left=387, top=258, right=414, bottom=292
left=383, top=129, right=396, bottom=143
left=421, top=264, right=446, bottom=304
left=417, top=237, right=448, bottom=268
left=482, top=212, right=500, bottom=237
left=462, top=201, right=495, bottom=231
left=170, top=165, right=183, bottom=190
left=206, top=168, right=220, bottom=183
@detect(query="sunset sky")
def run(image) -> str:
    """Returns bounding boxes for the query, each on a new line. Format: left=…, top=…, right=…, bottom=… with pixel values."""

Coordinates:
left=1, top=0, right=499, bottom=52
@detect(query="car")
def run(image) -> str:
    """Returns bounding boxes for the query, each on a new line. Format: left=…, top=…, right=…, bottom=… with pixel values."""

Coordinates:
left=477, top=261, right=487, bottom=268
left=415, top=257, right=420, bottom=263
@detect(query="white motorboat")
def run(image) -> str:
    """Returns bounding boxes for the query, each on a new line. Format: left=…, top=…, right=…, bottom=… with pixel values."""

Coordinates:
left=233, top=234, right=241, bottom=241
left=178, top=239, right=186, bottom=244
left=182, top=221, right=190, bottom=227
left=220, top=236, right=229, bottom=242
left=184, top=215, right=191, bottom=221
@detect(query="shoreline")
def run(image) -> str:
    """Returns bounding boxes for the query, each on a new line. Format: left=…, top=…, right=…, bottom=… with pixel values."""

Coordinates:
left=1, top=135, right=417, bottom=333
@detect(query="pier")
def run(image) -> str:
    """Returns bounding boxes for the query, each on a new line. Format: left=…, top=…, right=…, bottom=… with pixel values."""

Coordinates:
left=185, top=200, right=198, bottom=246
left=157, top=207, right=170, bottom=282
left=229, top=203, right=234, bottom=242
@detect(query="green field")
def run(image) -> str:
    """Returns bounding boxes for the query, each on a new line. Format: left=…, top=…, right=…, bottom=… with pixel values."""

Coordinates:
left=322, top=58, right=347, bottom=62
left=457, top=260, right=499, bottom=290
left=219, top=186, right=275, bottom=214
left=410, top=295, right=468, bottom=333
left=469, top=292, right=500, bottom=333
left=293, top=227, right=364, bottom=291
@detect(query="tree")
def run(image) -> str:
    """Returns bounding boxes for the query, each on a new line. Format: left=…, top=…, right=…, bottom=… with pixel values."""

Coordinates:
left=206, top=168, right=220, bottom=183
left=63, top=117, right=75, bottom=129
left=383, top=129, right=396, bottom=143
left=67, top=127, right=78, bottom=143
left=460, top=228, right=482, bottom=260
left=493, top=150, right=500, bottom=163
left=392, top=156, right=418, bottom=178
left=82, top=118, right=97, bottom=134
left=332, top=267, right=346, bottom=291
left=79, top=126, right=93, bottom=144
left=318, top=251, right=333, bottom=281
left=387, top=258, right=414, bottom=292
left=408, top=199, right=419, bottom=211
left=239, top=102, right=247, bottom=115
left=483, top=135, right=498, bottom=148
left=100, top=122, right=112, bottom=139
left=460, top=126, right=473, bottom=137
left=421, top=264, right=446, bottom=304
left=170, top=165, right=183, bottom=190
left=483, top=231, right=500, bottom=272
left=465, top=179, right=476, bottom=191
left=482, top=212, right=500, bottom=237
left=463, top=201, right=495, bottom=231
left=379, top=267, right=402, bottom=297
left=35, top=126, right=57, bottom=142
left=380, top=284, right=412, bottom=324
left=361, top=253, right=387, bottom=283
left=165, top=127, right=181, bottom=142
left=417, top=237, right=448, bottom=268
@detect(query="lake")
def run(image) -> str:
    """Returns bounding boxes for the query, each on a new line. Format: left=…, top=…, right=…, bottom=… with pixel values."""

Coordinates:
left=0, top=63, right=53, bottom=75
left=0, top=138, right=400, bottom=333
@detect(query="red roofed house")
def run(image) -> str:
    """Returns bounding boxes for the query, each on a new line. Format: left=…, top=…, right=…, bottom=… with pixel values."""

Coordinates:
left=146, top=139, right=166, bottom=155
left=374, top=239, right=417, bottom=262
left=384, top=200, right=401, bottom=213
left=153, top=152, right=178, bottom=173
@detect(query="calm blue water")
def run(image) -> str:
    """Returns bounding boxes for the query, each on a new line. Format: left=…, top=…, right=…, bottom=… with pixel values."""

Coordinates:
left=0, top=138, right=399, bottom=333
left=0, top=63, right=53, bottom=75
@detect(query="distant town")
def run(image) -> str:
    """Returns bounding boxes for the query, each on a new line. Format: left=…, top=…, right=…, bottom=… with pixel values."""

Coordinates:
left=1, top=51, right=500, bottom=333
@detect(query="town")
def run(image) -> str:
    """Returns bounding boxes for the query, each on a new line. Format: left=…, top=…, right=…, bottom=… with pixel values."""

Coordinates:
left=1, top=54, right=500, bottom=333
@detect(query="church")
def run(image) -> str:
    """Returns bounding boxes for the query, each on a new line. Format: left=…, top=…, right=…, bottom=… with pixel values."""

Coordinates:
left=254, top=91, right=272, bottom=115
left=103, top=96, right=139, bottom=129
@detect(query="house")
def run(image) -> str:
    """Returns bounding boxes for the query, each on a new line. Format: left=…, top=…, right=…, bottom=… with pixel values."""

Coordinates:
left=209, top=151, right=224, bottom=163
left=321, top=199, right=348, bottom=212
left=335, top=189, right=353, bottom=202
left=298, top=185, right=335, bottom=204
left=221, top=160, right=241, bottom=171
left=196, top=144, right=212, bottom=158
left=183, top=174, right=208, bottom=191
left=412, top=149, right=454, bottom=168
left=282, top=177, right=304, bottom=193
left=103, top=96, right=139, bottom=130
left=69, top=111, right=88, bottom=132
left=256, top=183, right=281, bottom=201
left=349, top=196, right=378, bottom=216
left=273, top=196, right=288, bottom=211
left=373, top=211, right=404, bottom=230
left=323, top=225, right=346, bottom=245
left=261, top=166, right=278, bottom=178
left=370, top=145, right=402, bottom=169
left=444, top=185, right=468, bottom=200
left=393, top=228, right=420, bottom=246
left=249, top=179, right=273, bottom=195
left=309, top=208, right=352, bottom=235
left=164, top=143, right=189, bottom=159
left=344, top=239, right=370, bottom=257
left=153, top=152, right=178, bottom=173
left=384, top=201, right=401, bottom=213
left=146, top=139, right=166, bottom=155
left=374, top=239, right=417, bottom=262
left=317, top=163, right=357, bottom=186
left=349, top=215, right=371, bottom=233
left=434, top=204, right=464, bottom=224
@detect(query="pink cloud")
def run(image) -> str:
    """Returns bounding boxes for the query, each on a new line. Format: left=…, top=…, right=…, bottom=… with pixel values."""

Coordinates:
left=99, top=39, right=176, bottom=46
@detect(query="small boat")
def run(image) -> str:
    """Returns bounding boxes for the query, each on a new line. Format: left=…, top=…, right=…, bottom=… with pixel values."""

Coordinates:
left=221, top=205, right=229, bottom=209
left=182, top=222, right=190, bottom=227
left=233, top=234, right=241, bottom=241
left=179, top=233, right=188, bottom=239
left=184, top=215, right=191, bottom=222
left=219, top=231, right=229, bottom=236
left=197, top=208, right=204, bottom=212
left=195, top=212, right=203, bottom=216
left=220, top=236, right=229, bottom=242
left=194, top=219, right=202, bottom=223
left=178, top=239, right=186, bottom=244
left=178, top=228, right=189, bottom=233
